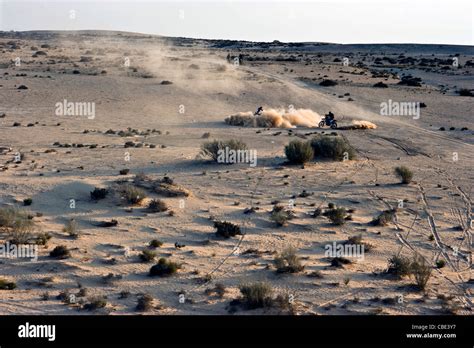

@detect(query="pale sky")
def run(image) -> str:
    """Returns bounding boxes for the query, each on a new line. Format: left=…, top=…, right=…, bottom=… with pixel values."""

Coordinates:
left=1, top=0, right=473, bottom=45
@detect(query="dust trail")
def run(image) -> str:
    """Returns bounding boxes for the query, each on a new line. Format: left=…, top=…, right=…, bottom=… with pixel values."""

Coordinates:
left=225, top=108, right=322, bottom=128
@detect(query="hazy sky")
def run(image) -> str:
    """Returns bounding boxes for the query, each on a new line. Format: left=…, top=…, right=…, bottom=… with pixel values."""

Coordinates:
left=1, top=0, right=473, bottom=45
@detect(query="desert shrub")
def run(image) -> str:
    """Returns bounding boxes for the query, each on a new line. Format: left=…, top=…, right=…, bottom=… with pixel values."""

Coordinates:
left=119, top=168, right=130, bottom=175
left=90, top=187, right=108, bottom=200
left=330, top=257, right=352, bottom=267
left=35, top=232, right=52, bottom=246
left=371, top=209, right=396, bottom=226
left=319, top=79, right=338, bottom=87
left=23, top=198, right=33, bottom=206
left=410, top=254, right=432, bottom=290
left=284, top=140, right=314, bottom=164
left=214, top=221, right=242, bottom=238
left=149, top=239, right=163, bottom=248
left=0, top=207, right=35, bottom=244
left=205, top=283, right=226, bottom=298
left=147, top=199, right=168, bottom=213
left=0, top=278, right=17, bottom=290
left=136, top=293, right=154, bottom=311
left=394, top=166, right=413, bottom=184
left=270, top=205, right=293, bottom=227
left=83, top=297, right=107, bottom=310
left=312, top=208, right=322, bottom=218
left=458, top=88, right=474, bottom=97
left=274, top=247, right=304, bottom=273
left=436, top=259, right=446, bottom=269
left=373, top=82, right=388, bottom=88
left=386, top=255, right=411, bottom=278
left=149, top=258, right=180, bottom=277
left=63, top=219, right=80, bottom=238
left=200, top=139, right=248, bottom=162
left=345, top=234, right=373, bottom=252
left=310, top=135, right=355, bottom=161
left=119, top=184, right=146, bottom=204
left=325, top=207, right=348, bottom=225
left=49, top=245, right=71, bottom=259
left=239, top=282, right=274, bottom=309
left=139, top=249, right=156, bottom=263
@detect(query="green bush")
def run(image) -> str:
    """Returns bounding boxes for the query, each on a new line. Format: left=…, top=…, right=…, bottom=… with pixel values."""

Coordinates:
left=436, top=259, right=446, bottom=269
left=149, top=239, right=163, bottom=248
left=310, top=135, right=355, bottom=161
left=274, top=247, right=304, bottom=273
left=394, top=166, right=413, bottom=184
left=284, top=140, right=314, bottom=164
left=200, top=139, right=248, bottom=162
left=23, top=198, right=33, bottom=206
left=149, top=258, right=180, bottom=277
left=139, top=249, right=157, bottom=263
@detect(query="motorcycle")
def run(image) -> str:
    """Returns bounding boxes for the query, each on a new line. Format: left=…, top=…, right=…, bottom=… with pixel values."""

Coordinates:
left=318, top=116, right=338, bottom=129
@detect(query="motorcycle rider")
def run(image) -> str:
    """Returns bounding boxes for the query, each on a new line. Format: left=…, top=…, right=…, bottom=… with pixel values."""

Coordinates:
left=325, top=111, right=335, bottom=125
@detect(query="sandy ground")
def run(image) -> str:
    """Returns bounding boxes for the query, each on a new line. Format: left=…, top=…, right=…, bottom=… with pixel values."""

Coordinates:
left=0, top=31, right=472, bottom=315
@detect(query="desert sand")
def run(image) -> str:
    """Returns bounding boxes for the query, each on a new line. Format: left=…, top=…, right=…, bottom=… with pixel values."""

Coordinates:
left=0, top=31, right=472, bottom=315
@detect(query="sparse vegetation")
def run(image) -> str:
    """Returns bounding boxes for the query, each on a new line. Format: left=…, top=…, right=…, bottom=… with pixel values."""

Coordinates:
left=410, top=254, right=432, bottom=290
left=371, top=209, right=396, bottom=226
left=0, top=278, right=17, bottom=290
left=270, top=205, right=294, bottom=227
left=149, top=258, right=180, bottom=277
left=139, top=249, right=157, bottom=263
left=394, top=166, right=413, bottom=184
left=310, top=135, right=355, bottom=161
left=274, top=247, right=304, bottom=273
left=436, top=259, right=446, bottom=269
left=63, top=219, right=80, bottom=238
left=118, top=184, right=146, bottom=205
left=83, top=297, right=107, bottom=311
left=386, top=255, right=412, bottom=278
left=214, top=220, right=242, bottom=238
left=319, top=79, right=338, bottom=87
left=200, top=139, right=248, bottom=162
left=0, top=206, right=35, bottom=244
left=147, top=199, right=168, bottom=213
left=136, top=293, right=154, bottom=311
left=284, top=140, right=314, bottom=164
left=90, top=187, right=108, bottom=200
left=149, top=239, right=163, bottom=248
left=239, top=282, right=274, bottom=309
left=23, top=198, right=33, bottom=206
left=325, top=207, right=349, bottom=225
left=49, top=245, right=71, bottom=259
